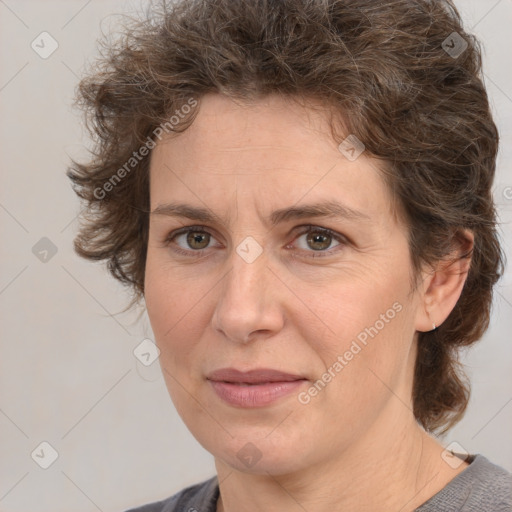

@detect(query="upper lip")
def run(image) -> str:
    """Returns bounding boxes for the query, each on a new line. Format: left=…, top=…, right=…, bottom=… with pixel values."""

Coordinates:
left=207, top=368, right=306, bottom=384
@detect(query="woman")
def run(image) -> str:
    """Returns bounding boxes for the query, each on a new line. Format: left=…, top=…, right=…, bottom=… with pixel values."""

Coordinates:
left=67, top=0, right=511, bottom=510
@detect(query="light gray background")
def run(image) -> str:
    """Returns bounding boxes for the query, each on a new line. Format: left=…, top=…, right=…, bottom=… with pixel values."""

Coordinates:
left=0, top=1, right=511, bottom=511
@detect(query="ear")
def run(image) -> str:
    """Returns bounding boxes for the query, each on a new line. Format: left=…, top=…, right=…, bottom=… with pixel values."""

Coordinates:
left=415, top=230, right=474, bottom=332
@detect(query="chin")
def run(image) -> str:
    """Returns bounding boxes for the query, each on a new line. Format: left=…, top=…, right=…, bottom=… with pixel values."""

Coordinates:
left=204, top=427, right=317, bottom=476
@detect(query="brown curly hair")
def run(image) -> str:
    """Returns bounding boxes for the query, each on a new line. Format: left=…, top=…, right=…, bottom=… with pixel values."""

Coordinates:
left=67, top=0, right=505, bottom=434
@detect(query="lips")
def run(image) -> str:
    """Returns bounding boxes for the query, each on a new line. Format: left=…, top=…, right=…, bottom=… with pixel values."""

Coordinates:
left=207, top=368, right=307, bottom=407
left=207, top=368, right=305, bottom=384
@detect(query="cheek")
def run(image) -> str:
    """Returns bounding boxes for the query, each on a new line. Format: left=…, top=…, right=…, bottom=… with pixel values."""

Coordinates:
left=309, top=263, right=410, bottom=348
left=144, top=265, right=206, bottom=415
left=305, top=264, right=417, bottom=393
left=144, top=253, right=202, bottom=362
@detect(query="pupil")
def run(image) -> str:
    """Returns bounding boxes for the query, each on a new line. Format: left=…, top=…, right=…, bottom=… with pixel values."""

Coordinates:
left=188, top=231, right=209, bottom=249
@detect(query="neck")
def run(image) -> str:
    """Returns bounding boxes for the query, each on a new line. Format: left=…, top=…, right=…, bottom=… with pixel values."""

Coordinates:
left=215, top=411, right=468, bottom=512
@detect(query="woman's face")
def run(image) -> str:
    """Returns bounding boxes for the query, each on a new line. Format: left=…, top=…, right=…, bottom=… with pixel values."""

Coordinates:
left=145, top=93, right=426, bottom=475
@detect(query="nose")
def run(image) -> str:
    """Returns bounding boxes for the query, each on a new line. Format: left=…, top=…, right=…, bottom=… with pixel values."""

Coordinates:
left=212, top=243, right=285, bottom=344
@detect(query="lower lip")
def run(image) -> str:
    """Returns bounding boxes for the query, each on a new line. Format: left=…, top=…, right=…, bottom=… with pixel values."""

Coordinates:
left=209, top=380, right=306, bottom=407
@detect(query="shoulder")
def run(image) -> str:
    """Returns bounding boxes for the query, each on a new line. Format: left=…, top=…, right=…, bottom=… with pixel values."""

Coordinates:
left=416, top=454, right=512, bottom=512
left=124, top=476, right=219, bottom=512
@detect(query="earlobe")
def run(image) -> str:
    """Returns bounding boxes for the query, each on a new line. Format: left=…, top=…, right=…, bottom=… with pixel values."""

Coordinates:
left=415, top=230, right=474, bottom=333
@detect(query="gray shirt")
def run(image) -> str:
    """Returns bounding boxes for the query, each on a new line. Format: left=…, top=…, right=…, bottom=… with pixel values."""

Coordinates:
left=126, top=454, right=512, bottom=511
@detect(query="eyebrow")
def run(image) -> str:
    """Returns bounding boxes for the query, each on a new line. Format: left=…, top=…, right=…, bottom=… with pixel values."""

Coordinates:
left=151, top=201, right=371, bottom=227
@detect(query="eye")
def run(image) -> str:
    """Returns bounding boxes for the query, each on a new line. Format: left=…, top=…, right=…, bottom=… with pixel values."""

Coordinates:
left=289, top=226, right=347, bottom=257
left=164, top=225, right=348, bottom=259
left=164, top=226, right=221, bottom=256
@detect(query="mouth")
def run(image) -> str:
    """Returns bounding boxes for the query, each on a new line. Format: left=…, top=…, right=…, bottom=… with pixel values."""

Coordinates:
left=207, top=368, right=308, bottom=407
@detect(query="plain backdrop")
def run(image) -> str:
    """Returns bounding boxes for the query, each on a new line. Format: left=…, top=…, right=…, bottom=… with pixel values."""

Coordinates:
left=0, top=1, right=511, bottom=511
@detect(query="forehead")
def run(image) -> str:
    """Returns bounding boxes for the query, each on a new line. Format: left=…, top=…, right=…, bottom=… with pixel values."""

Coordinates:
left=161, top=93, right=339, bottom=162
left=148, top=93, right=400, bottom=225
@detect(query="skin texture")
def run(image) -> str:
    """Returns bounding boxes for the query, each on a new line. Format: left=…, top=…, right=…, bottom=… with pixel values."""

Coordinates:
left=144, top=93, right=472, bottom=512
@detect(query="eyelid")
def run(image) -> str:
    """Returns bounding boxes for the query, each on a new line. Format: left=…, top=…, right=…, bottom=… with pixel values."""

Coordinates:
left=289, top=225, right=348, bottom=256
left=163, top=225, right=223, bottom=254
left=164, top=225, right=215, bottom=243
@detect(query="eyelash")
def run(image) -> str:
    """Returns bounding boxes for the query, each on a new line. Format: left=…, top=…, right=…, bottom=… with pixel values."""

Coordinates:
left=163, top=225, right=348, bottom=259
